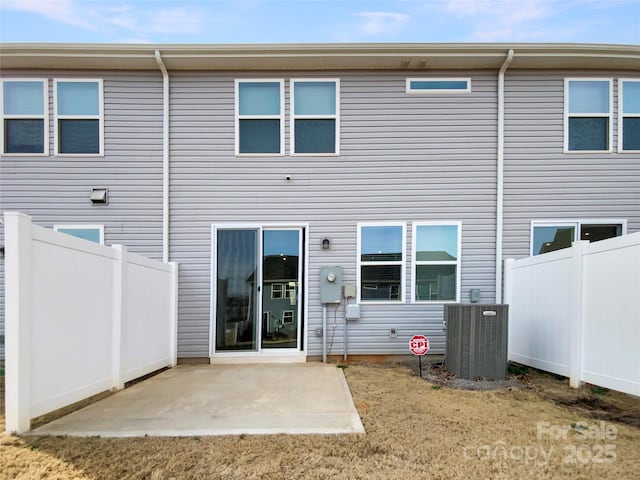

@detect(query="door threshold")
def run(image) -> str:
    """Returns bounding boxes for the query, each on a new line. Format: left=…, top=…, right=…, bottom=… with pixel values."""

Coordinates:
left=209, top=352, right=307, bottom=364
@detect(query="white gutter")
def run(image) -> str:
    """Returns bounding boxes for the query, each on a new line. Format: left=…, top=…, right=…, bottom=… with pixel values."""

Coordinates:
left=496, top=49, right=514, bottom=304
left=155, top=50, right=170, bottom=263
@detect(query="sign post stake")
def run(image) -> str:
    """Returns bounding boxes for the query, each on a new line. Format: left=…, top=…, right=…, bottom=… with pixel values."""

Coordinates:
left=409, top=335, right=430, bottom=378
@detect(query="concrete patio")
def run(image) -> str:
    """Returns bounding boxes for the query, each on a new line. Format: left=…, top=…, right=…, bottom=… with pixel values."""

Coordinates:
left=27, top=363, right=365, bottom=437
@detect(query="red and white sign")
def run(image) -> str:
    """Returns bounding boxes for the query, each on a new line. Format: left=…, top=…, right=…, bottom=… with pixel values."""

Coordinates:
left=409, top=335, right=429, bottom=356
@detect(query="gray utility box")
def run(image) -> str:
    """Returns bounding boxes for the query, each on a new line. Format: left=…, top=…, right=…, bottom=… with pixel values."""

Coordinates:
left=444, top=304, right=509, bottom=380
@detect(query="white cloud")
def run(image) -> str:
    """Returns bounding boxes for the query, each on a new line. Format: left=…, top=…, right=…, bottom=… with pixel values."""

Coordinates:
left=147, top=8, right=204, bottom=34
left=2, top=0, right=98, bottom=30
left=439, top=0, right=556, bottom=41
left=354, top=11, right=410, bottom=36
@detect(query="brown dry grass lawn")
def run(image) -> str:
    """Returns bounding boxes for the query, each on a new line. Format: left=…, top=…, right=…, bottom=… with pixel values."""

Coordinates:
left=1, top=363, right=639, bottom=480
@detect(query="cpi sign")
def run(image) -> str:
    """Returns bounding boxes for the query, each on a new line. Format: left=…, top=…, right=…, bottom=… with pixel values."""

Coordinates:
left=409, top=335, right=430, bottom=356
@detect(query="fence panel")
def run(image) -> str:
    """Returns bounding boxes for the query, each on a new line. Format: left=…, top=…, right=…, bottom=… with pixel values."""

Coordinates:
left=505, top=232, right=640, bottom=396
left=581, top=235, right=640, bottom=395
left=4, top=212, right=177, bottom=434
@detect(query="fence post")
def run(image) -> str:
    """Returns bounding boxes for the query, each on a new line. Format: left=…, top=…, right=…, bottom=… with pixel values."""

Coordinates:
left=4, top=212, right=33, bottom=434
left=169, top=262, right=179, bottom=367
left=503, top=258, right=514, bottom=305
left=569, top=241, right=589, bottom=388
left=111, top=245, right=127, bottom=390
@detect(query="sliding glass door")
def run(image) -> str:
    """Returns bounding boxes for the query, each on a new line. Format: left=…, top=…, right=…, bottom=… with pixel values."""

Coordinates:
left=214, top=226, right=303, bottom=354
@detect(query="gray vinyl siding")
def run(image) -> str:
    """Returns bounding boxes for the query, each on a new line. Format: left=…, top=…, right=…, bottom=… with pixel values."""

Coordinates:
left=171, top=71, right=498, bottom=357
left=503, top=71, right=640, bottom=260
left=0, top=72, right=164, bottom=360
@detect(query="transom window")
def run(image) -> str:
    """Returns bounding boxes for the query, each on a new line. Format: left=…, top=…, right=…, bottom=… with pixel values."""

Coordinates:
left=564, top=79, right=612, bottom=152
left=1, top=79, right=48, bottom=154
left=412, top=223, right=461, bottom=303
left=53, top=224, right=104, bottom=244
left=619, top=79, right=640, bottom=152
left=406, top=78, right=471, bottom=93
left=357, top=223, right=405, bottom=303
left=54, top=79, right=103, bottom=155
left=291, top=79, right=339, bottom=155
left=235, top=79, right=284, bottom=155
left=531, top=220, right=625, bottom=255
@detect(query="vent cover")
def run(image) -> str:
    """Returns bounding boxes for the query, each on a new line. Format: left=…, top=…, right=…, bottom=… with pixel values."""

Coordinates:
left=444, top=304, right=509, bottom=380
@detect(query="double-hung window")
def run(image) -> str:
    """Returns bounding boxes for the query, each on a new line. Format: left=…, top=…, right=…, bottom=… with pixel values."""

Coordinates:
left=1, top=79, right=48, bottom=154
left=54, top=224, right=105, bottom=244
left=236, top=80, right=284, bottom=155
left=412, top=223, right=461, bottom=303
left=291, top=79, right=339, bottom=155
left=358, top=223, right=405, bottom=303
left=619, top=79, right=640, bottom=152
left=564, top=79, right=612, bottom=152
left=54, top=80, right=103, bottom=155
left=531, top=220, right=625, bottom=255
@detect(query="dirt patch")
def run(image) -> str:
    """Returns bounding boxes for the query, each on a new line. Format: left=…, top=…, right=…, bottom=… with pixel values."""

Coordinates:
left=516, top=365, right=640, bottom=429
left=1, top=363, right=640, bottom=480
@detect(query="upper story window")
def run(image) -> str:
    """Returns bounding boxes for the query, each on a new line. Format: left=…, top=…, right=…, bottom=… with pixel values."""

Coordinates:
left=235, top=79, right=284, bottom=155
left=54, top=80, right=103, bottom=155
left=291, top=79, right=339, bottom=155
left=357, top=223, right=405, bottom=303
left=564, top=79, right=612, bottom=152
left=530, top=220, right=625, bottom=255
left=412, top=223, right=461, bottom=303
left=619, top=79, right=640, bottom=152
left=54, top=224, right=105, bottom=244
left=1, top=79, right=48, bottom=154
left=406, top=78, right=471, bottom=94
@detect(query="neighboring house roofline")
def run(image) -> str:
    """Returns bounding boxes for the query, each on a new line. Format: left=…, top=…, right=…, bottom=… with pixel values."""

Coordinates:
left=1, top=42, right=638, bottom=71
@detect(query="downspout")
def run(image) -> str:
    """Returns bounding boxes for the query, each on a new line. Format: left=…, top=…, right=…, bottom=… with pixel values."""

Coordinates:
left=155, top=50, right=170, bottom=263
left=496, top=49, right=514, bottom=304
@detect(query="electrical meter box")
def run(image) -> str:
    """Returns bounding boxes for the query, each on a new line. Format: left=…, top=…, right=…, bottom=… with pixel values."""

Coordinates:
left=320, top=266, right=343, bottom=304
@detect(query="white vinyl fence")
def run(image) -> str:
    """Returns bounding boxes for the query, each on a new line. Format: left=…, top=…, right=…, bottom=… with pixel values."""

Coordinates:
left=504, top=233, right=640, bottom=396
left=4, top=212, right=178, bottom=434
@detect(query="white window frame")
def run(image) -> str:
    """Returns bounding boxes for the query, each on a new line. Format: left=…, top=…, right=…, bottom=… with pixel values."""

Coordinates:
left=530, top=219, right=627, bottom=256
left=411, top=221, right=462, bottom=304
left=54, top=79, right=104, bottom=156
left=0, top=78, right=49, bottom=156
left=271, top=283, right=284, bottom=299
left=290, top=78, right=340, bottom=156
left=564, top=78, right=613, bottom=153
left=53, top=224, right=105, bottom=245
left=282, top=310, right=294, bottom=325
left=234, top=79, right=284, bottom=157
left=357, top=222, right=406, bottom=304
left=405, top=78, right=471, bottom=94
left=618, top=78, right=640, bottom=153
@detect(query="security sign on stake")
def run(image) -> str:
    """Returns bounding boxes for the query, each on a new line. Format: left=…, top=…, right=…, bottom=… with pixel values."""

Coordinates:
left=409, top=335, right=429, bottom=377
left=409, top=335, right=429, bottom=356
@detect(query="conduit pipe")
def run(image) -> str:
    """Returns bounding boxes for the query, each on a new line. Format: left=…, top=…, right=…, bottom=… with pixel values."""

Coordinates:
left=155, top=50, right=170, bottom=263
left=496, top=49, right=514, bottom=304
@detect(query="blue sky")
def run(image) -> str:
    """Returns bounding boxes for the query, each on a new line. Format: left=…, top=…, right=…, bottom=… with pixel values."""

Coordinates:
left=0, top=0, right=638, bottom=44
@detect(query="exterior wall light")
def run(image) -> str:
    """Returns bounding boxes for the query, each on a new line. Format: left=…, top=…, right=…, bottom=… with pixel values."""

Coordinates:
left=90, top=187, right=108, bottom=205
left=322, top=238, right=330, bottom=250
